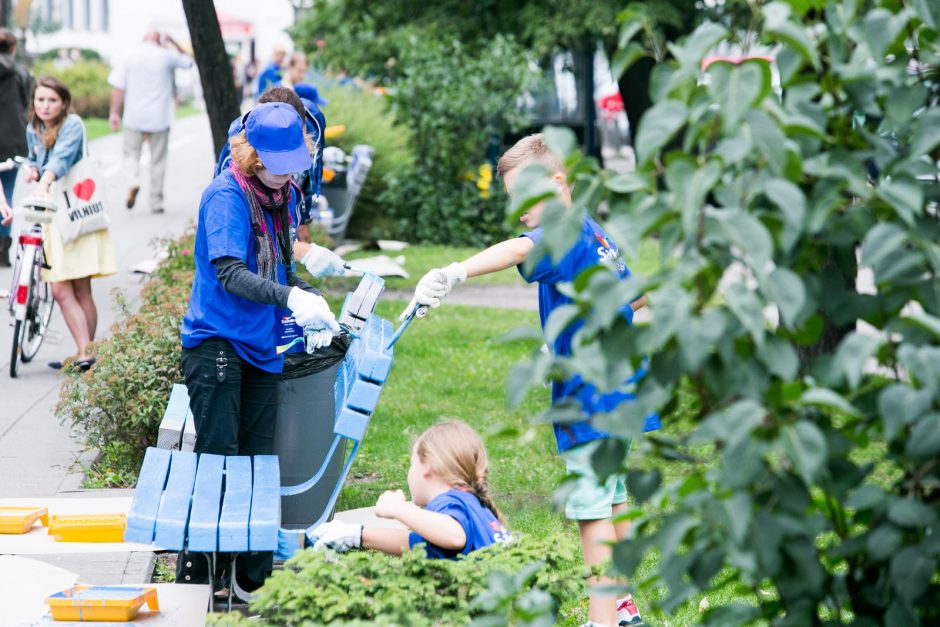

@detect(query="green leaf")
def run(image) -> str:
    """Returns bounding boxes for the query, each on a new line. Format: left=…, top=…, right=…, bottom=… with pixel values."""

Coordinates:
left=542, top=125, right=577, bottom=164
left=706, top=59, right=773, bottom=129
left=800, top=388, right=860, bottom=417
left=691, top=399, right=766, bottom=449
left=782, top=420, right=828, bottom=484
left=763, top=178, right=806, bottom=253
left=890, top=547, right=938, bottom=602
left=866, top=524, right=903, bottom=561
left=905, top=413, right=940, bottom=460
left=506, top=361, right=536, bottom=408
left=901, top=310, right=940, bottom=340
left=611, top=42, right=646, bottom=80
left=878, top=177, right=924, bottom=225
left=605, top=171, right=652, bottom=194
left=590, top=437, right=627, bottom=480
left=757, top=336, right=799, bottom=380
left=724, top=282, right=766, bottom=347
left=845, top=484, right=888, bottom=510
left=677, top=309, right=727, bottom=371
left=862, top=8, right=911, bottom=58
left=887, top=498, right=938, bottom=528
left=878, top=385, right=933, bottom=442
left=910, top=0, right=939, bottom=28
left=667, top=21, right=728, bottom=78
left=618, top=15, right=644, bottom=49
left=505, top=163, right=557, bottom=222
left=746, top=110, right=787, bottom=175
left=711, top=208, right=773, bottom=271
left=635, top=100, right=688, bottom=166
left=762, top=268, right=806, bottom=329
left=763, top=2, right=820, bottom=69
left=626, top=469, right=661, bottom=504
left=541, top=200, right=585, bottom=263
left=833, top=332, right=883, bottom=390
left=909, top=108, right=940, bottom=158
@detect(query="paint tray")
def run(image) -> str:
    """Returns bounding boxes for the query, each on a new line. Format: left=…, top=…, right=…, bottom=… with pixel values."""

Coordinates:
left=47, top=585, right=159, bottom=622
left=48, top=513, right=127, bottom=542
left=0, top=506, right=49, bottom=534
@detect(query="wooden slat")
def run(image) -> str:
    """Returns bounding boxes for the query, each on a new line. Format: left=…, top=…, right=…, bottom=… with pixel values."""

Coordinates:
left=124, top=447, right=171, bottom=544
left=156, top=384, right=190, bottom=450
left=154, top=451, right=198, bottom=551
left=248, top=456, right=280, bottom=551
left=218, top=456, right=252, bottom=552
left=186, top=453, right=224, bottom=552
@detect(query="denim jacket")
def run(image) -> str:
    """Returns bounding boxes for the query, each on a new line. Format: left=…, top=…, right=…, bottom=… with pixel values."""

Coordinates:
left=26, top=114, right=85, bottom=180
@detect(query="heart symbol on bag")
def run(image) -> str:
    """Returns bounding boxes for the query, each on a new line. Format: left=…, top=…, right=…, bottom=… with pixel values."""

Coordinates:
left=72, top=178, right=96, bottom=201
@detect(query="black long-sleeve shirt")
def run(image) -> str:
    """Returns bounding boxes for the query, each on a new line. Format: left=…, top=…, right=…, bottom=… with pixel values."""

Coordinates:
left=214, top=256, right=318, bottom=308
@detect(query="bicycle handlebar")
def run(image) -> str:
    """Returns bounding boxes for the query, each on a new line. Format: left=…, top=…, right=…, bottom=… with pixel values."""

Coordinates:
left=0, top=156, right=27, bottom=173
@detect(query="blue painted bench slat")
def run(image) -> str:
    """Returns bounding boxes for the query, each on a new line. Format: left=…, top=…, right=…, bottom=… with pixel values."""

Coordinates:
left=124, top=447, right=171, bottom=544
left=187, top=454, right=225, bottom=552
left=154, top=451, right=198, bottom=551
left=219, top=456, right=252, bottom=552
left=249, top=456, right=280, bottom=551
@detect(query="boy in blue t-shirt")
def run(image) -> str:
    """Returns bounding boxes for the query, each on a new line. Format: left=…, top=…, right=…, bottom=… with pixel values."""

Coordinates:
left=400, top=134, right=654, bottom=627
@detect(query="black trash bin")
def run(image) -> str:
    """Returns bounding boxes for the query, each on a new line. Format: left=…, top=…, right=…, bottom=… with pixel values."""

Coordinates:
left=275, top=335, right=351, bottom=529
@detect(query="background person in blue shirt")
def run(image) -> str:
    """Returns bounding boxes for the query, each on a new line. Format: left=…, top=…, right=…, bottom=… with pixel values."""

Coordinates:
left=308, top=421, right=510, bottom=559
left=256, top=45, right=286, bottom=97
left=177, top=102, right=339, bottom=592
left=400, top=134, right=655, bottom=627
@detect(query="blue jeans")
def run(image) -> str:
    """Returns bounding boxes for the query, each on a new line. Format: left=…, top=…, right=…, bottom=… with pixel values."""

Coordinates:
left=0, top=169, right=14, bottom=237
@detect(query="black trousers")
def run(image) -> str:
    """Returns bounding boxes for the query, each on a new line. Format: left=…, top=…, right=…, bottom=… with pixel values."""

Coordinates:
left=175, top=337, right=279, bottom=591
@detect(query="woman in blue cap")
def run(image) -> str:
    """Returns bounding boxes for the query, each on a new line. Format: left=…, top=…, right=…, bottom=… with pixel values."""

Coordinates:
left=177, top=101, right=339, bottom=592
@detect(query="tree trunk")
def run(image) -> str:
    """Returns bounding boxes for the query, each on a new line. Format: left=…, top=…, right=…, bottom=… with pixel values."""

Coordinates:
left=618, top=56, right=654, bottom=143
left=181, top=0, right=240, bottom=156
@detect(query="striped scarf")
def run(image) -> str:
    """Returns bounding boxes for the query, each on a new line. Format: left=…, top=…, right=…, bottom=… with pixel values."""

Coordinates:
left=228, top=161, right=292, bottom=281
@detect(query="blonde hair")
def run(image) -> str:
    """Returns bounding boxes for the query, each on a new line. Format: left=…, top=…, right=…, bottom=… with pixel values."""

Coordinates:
left=228, top=130, right=316, bottom=177
left=414, top=421, right=506, bottom=525
left=496, top=133, right=564, bottom=178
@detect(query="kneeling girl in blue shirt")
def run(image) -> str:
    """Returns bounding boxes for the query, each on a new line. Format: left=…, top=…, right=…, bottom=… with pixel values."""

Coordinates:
left=308, top=421, right=511, bottom=559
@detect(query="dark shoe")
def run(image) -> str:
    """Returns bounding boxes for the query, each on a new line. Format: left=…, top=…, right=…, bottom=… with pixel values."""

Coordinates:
left=75, top=358, right=96, bottom=371
left=0, top=235, right=11, bottom=268
left=126, top=186, right=139, bottom=209
left=49, top=360, right=64, bottom=370
left=151, top=207, right=165, bottom=214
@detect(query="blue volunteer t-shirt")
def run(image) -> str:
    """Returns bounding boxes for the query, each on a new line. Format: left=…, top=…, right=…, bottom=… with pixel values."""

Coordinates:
left=180, top=169, right=294, bottom=373
left=519, top=216, right=661, bottom=453
left=408, top=489, right=511, bottom=560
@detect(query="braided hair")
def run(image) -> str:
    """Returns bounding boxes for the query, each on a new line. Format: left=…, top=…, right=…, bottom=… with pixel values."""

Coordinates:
left=414, top=421, right=506, bottom=525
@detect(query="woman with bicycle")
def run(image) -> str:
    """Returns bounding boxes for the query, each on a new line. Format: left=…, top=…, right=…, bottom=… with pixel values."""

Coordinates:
left=25, top=76, right=116, bottom=370
left=177, top=101, right=339, bottom=593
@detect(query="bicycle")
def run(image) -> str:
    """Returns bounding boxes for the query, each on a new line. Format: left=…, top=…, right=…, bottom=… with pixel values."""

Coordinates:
left=3, top=157, right=57, bottom=377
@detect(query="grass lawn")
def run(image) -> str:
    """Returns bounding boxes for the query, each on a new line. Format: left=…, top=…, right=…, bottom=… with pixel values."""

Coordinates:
left=340, top=238, right=662, bottom=291
left=318, top=295, right=734, bottom=626
left=85, top=103, right=206, bottom=141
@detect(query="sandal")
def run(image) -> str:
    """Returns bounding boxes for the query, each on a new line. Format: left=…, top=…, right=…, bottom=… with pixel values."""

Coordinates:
left=75, top=358, right=97, bottom=371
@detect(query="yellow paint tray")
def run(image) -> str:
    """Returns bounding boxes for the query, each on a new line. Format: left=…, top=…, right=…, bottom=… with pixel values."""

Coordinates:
left=48, top=513, right=127, bottom=543
left=47, top=585, right=159, bottom=622
left=0, top=506, right=49, bottom=534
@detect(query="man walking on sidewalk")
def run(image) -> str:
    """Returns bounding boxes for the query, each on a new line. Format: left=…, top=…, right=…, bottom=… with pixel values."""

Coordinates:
left=108, top=30, right=192, bottom=213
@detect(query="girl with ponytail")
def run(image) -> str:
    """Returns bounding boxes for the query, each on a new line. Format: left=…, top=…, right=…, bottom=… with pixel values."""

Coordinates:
left=308, top=421, right=511, bottom=559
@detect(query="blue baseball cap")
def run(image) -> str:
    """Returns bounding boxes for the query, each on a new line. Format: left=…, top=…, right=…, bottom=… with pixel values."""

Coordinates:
left=294, top=82, right=327, bottom=107
left=245, top=102, right=311, bottom=175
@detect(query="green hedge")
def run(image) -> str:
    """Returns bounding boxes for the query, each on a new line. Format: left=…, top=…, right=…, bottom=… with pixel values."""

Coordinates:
left=56, top=236, right=195, bottom=484
left=208, top=534, right=585, bottom=626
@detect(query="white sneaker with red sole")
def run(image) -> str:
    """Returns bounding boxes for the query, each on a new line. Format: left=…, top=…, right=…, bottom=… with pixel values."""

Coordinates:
left=617, top=595, right=644, bottom=626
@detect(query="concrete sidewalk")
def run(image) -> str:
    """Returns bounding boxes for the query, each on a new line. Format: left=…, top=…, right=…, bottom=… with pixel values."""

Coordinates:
left=0, top=112, right=214, bottom=583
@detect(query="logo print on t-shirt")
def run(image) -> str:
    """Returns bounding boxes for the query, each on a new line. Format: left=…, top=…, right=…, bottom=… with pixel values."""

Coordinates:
left=595, top=233, right=628, bottom=274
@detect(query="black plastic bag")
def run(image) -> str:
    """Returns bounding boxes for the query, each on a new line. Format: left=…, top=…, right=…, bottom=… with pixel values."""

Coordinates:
left=281, top=331, right=352, bottom=380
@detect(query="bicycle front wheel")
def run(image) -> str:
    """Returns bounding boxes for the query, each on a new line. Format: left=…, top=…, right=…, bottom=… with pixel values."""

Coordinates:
left=19, top=257, right=54, bottom=363
left=10, top=319, right=24, bottom=377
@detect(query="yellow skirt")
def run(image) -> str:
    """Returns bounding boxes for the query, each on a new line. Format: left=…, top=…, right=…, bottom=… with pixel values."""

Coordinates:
left=41, top=219, right=117, bottom=283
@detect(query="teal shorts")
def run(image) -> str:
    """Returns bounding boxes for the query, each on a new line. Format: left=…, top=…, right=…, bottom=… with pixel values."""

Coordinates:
left=561, top=439, right=631, bottom=520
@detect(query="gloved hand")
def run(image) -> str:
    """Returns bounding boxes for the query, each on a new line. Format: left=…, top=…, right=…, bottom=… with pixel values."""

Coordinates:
left=305, top=326, right=334, bottom=352
left=399, top=262, right=467, bottom=321
left=306, top=520, right=363, bottom=552
left=287, top=287, right=340, bottom=332
left=301, top=244, right=347, bottom=278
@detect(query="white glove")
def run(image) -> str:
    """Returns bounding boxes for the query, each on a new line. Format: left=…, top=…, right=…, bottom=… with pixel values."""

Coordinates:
left=301, top=244, right=347, bottom=278
left=305, top=326, right=334, bottom=352
left=287, top=287, right=340, bottom=333
left=399, top=262, right=467, bottom=321
left=306, top=520, right=363, bottom=552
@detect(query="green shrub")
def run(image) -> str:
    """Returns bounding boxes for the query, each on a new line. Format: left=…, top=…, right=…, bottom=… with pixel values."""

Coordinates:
left=207, top=534, right=585, bottom=626
left=56, top=235, right=195, bottom=484
left=380, top=35, right=535, bottom=247
left=317, top=84, right=413, bottom=240
left=32, top=59, right=112, bottom=118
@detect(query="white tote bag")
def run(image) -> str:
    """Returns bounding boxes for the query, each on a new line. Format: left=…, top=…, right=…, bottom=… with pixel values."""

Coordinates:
left=55, top=125, right=111, bottom=244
